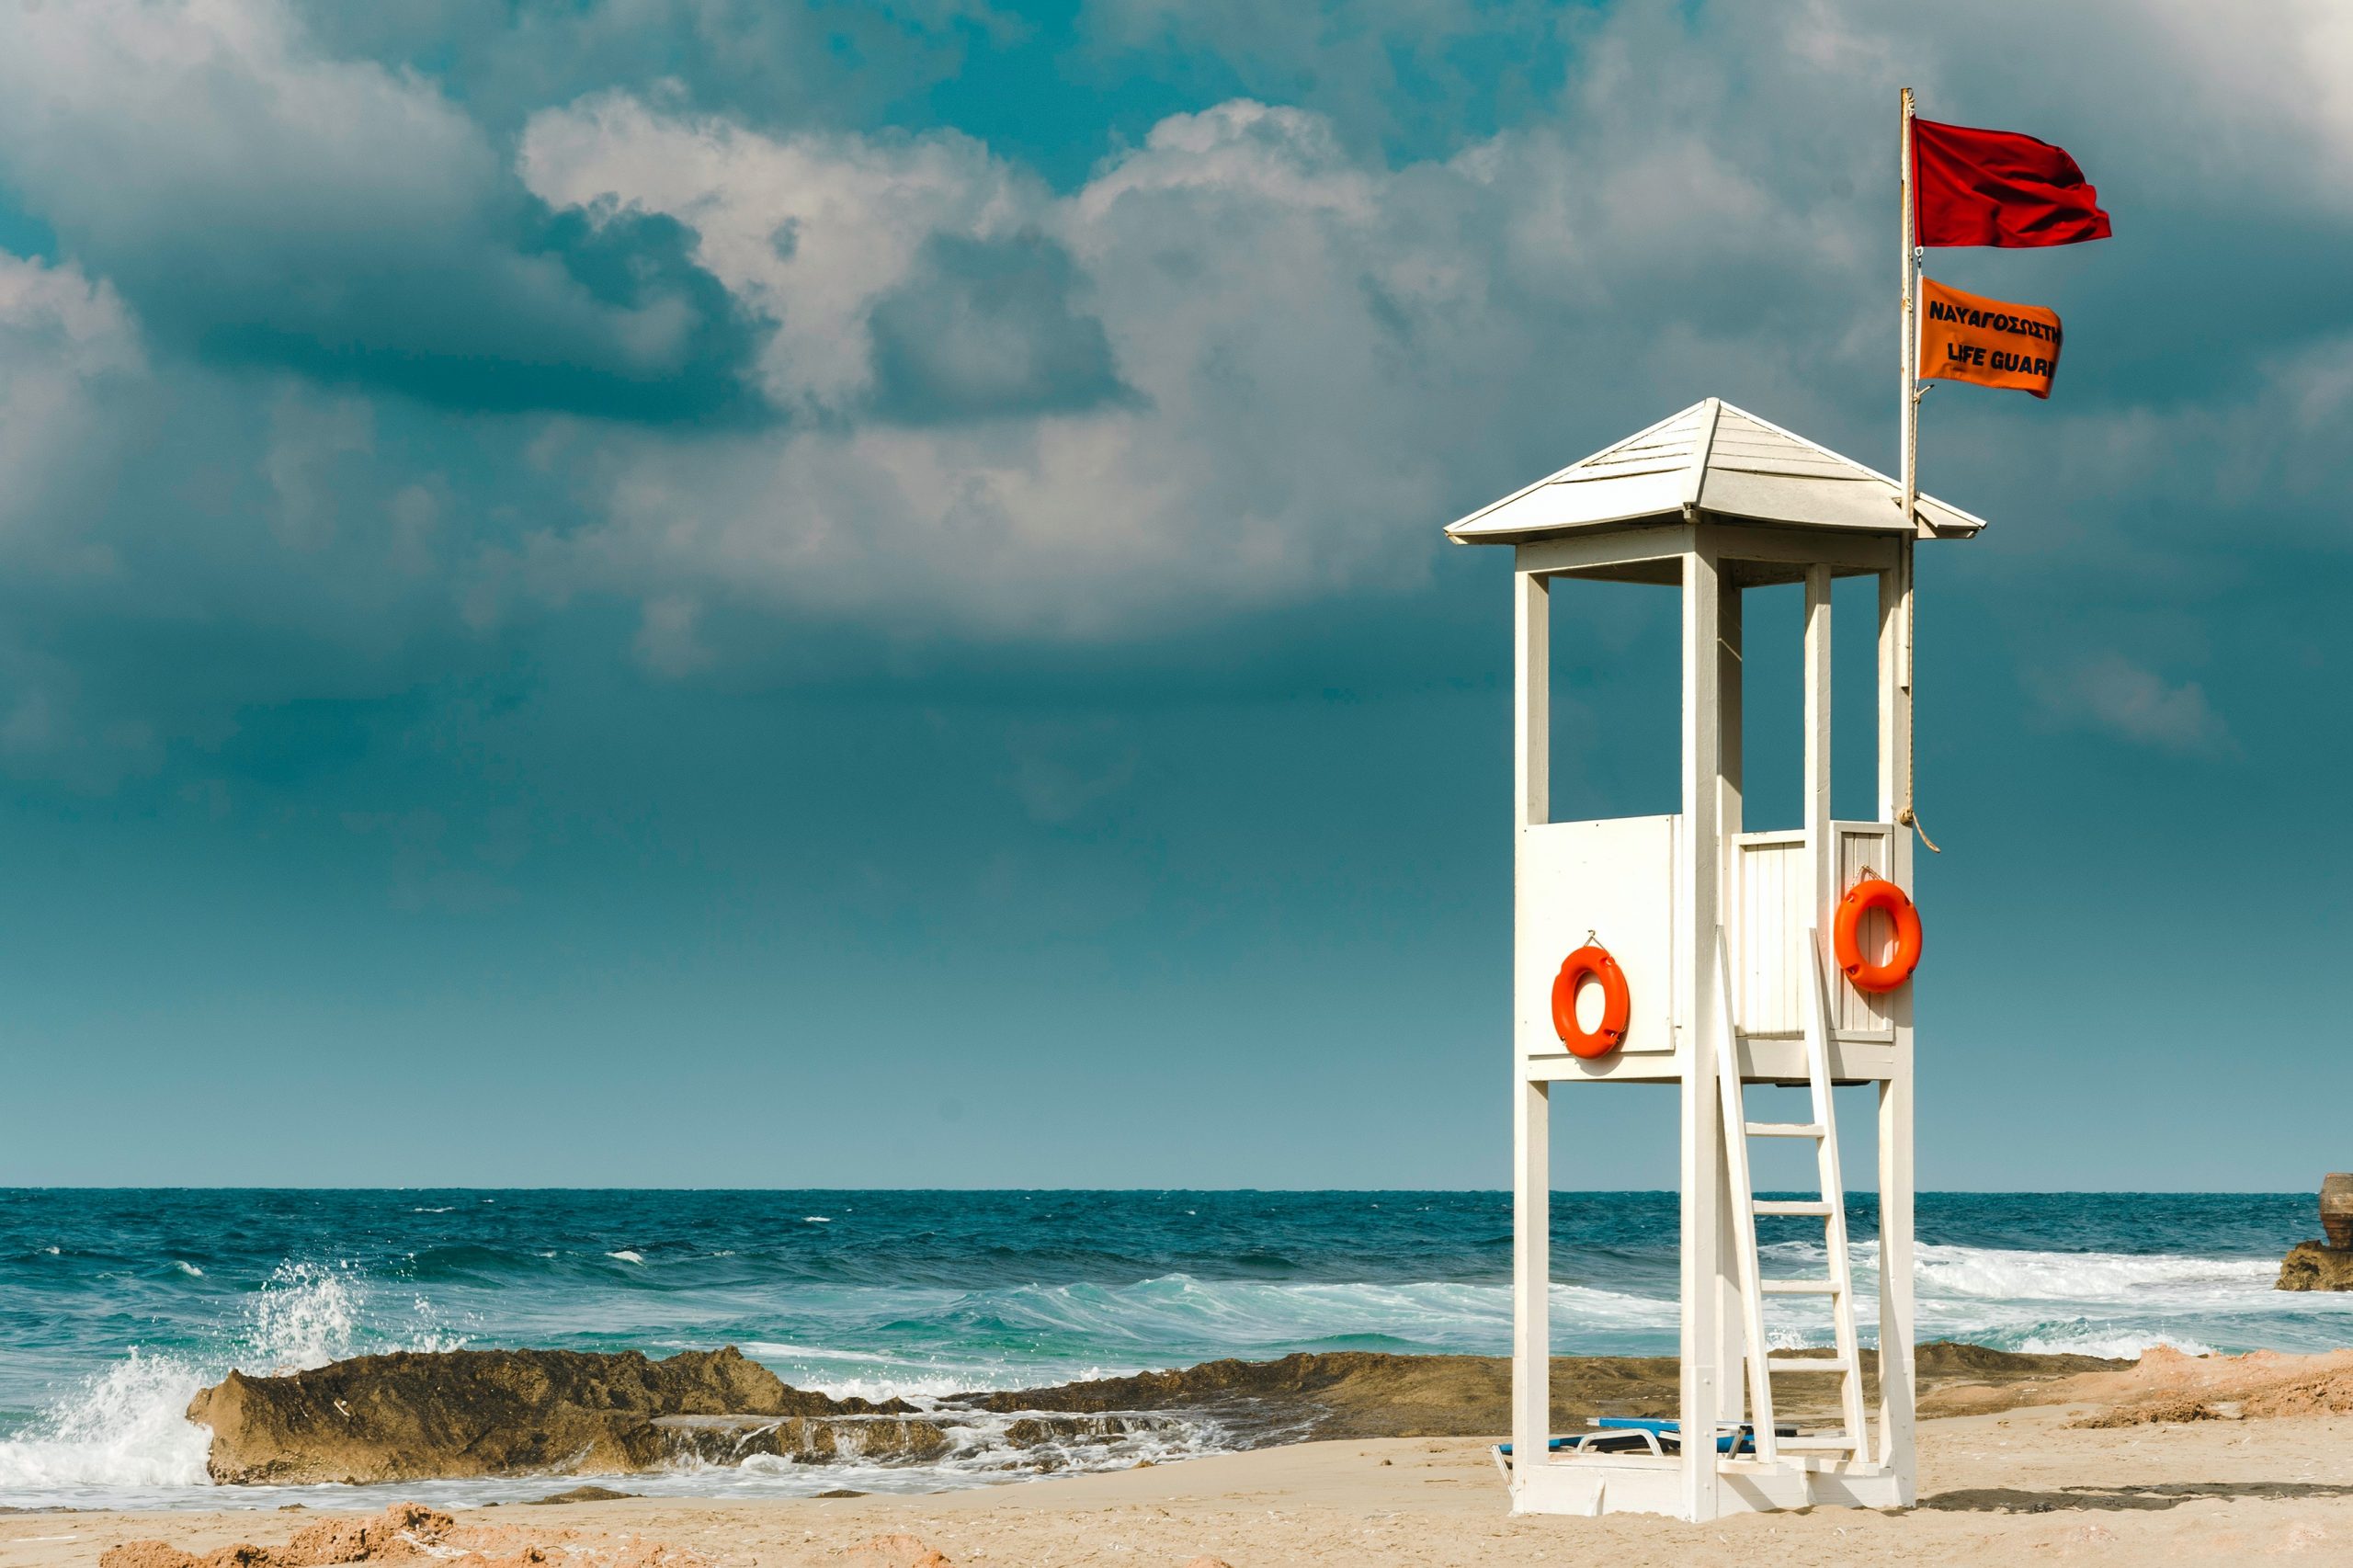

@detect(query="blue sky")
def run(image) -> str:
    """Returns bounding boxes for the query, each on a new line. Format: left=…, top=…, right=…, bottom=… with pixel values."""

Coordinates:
left=0, top=0, right=2346, bottom=1189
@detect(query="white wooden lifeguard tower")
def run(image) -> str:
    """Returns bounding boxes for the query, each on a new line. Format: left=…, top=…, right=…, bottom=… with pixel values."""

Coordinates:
left=1449, top=398, right=1984, bottom=1520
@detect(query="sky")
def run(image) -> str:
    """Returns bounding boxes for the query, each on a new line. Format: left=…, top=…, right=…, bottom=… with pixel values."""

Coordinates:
left=0, top=0, right=2347, bottom=1191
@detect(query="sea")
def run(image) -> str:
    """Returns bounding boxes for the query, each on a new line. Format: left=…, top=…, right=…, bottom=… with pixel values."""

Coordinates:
left=2, top=1189, right=2344, bottom=1512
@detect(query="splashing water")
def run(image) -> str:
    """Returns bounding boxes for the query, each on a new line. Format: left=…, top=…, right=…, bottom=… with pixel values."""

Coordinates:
left=0, top=1256, right=440, bottom=1502
left=246, top=1262, right=365, bottom=1373
left=0, top=1351, right=212, bottom=1491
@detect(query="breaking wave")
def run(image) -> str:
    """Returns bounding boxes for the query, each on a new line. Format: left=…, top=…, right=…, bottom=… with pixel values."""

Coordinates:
left=0, top=1259, right=455, bottom=1505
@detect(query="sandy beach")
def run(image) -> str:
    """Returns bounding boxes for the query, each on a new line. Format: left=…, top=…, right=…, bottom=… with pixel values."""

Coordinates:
left=16, top=1350, right=2353, bottom=1568
left=9, top=1407, right=2351, bottom=1568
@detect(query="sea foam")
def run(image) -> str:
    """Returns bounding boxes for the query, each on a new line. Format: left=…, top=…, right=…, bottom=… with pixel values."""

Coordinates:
left=0, top=1259, right=424, bottom=1503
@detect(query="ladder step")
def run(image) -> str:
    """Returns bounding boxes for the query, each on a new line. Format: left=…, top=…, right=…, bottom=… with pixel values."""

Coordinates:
left=1758, top=1278, right=1840, bottom=1295
left=1753, top=1199, right=1834, bottom=1217
left=1764, top=1356, right=1851, bottom=1374
left=1745, top=1121, right=1824, bottom=1138
left=1774, top=1434, right=1860, bottom=1451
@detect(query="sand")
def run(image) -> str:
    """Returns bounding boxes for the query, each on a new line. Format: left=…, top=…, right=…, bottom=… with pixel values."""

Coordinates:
left=12, top=1392, right=2353, bottom=1568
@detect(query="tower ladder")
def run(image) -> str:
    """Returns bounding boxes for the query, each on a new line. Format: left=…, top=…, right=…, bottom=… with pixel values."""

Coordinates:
left=1711, top=926, right=1871, bottom=1465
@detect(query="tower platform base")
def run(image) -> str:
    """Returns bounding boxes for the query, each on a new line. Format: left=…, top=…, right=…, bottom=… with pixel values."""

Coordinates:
left=1501, top=1449, right=1912, bottom=1520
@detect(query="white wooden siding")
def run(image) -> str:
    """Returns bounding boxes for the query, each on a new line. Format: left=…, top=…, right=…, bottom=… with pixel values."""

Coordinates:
left=1732, top=822, right=1898, bottom=1040
left=1517, top=814, right=1680, bottom=1056
left=1733, top=830, right=1806, bottom=1036
left=1833, top=823, right=1896, bottom=1036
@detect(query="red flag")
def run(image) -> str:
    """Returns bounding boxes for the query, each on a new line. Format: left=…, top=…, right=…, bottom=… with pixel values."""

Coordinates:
left=1913, top=118, right=2112, bottom=247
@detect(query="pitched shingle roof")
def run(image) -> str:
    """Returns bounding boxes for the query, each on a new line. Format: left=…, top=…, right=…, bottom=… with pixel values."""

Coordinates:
left=1446, top=399, right=1988, bottom=544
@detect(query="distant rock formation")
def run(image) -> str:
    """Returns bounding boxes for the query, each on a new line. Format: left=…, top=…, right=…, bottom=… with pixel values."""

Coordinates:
left=2277, top=1241, right=2353, bottom=1291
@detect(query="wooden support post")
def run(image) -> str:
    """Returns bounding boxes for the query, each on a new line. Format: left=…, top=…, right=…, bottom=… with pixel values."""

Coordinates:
left=1804, top=562, right=1835, bottom=961
left=1511, top=570, right=1551, bottom=1503
left=1513, top=1074, right=1551, bottom=1498
left=1518, top=571, right=1550, bottom=833
left=1873, top=548, right=1917, bottom=1496
left=1877, top=543, right=1913, bottom=824
left=1712, top=582, right=1745, bottom=1433
left=1718, top=582, right=1744, bottom=839
left=1878, top=1057, right=1916, bottom=1491
left=1678, top=541, right=1723, bottom=1521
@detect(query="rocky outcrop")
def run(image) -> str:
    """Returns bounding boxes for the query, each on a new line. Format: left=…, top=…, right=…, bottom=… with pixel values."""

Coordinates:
left=958, top=1342, right=2128, bottom=1438
left=2277, top=1241, right=2353, bottom=1291
left=187, top=1347, right=913, bottom=1484
left=186, top=1341, right=2137, bottom=1486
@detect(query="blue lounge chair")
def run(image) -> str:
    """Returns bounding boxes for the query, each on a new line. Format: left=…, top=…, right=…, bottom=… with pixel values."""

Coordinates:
left=1498, top=1417, right=1800, bottom=1460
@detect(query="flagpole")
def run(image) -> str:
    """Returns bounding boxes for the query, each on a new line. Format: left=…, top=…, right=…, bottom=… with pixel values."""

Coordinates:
left=1897, top=87, right=1935, bottom=848
left=1899, top=86, right=1919, bottom=529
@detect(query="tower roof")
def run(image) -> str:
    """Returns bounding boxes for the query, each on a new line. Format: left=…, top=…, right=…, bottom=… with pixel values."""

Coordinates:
left=1446, top=398, right=1988, bottom=545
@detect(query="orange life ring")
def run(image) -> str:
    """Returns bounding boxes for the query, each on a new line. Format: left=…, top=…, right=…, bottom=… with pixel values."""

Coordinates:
left=1833, top=874, right=1923, bottom=994
left=1551, top=944, right=1631, bottom=1059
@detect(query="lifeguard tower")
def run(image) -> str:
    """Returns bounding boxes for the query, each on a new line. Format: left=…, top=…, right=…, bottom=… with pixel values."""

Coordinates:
left=1449, top=398, right=1984, bottom=1520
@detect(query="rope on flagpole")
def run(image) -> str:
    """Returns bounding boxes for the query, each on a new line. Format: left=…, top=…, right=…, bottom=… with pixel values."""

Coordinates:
left=1898, top=538, right=1940, bottom=853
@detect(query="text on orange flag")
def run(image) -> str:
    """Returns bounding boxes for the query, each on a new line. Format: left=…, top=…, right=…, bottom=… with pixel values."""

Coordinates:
left=1918, top=275, right=2063, bottom=398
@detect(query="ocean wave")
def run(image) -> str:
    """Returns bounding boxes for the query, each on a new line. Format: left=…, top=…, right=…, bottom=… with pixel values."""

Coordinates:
left=731, top=1274, right=1682, bottom=1399
left=0, top=1266, right=324, bottom=1495
left=2011, top=1327, right=2219, bottom=1359
left=0, top=1350, right=210, bottom=1492
left=1911, top=1244, right=2277, bottom=1302
left=0, top=1258, right=462, bottom=1503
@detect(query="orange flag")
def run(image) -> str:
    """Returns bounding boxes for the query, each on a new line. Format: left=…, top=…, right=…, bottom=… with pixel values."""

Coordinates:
left=1918, top=276, right=2063, bottom=398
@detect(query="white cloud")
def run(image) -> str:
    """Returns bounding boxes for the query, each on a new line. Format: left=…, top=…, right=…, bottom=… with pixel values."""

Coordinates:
left=632, top=593, right=714, bottom=677
left=263, top=386, right=375, bottom=552
left=0, top=0, right=2347, bottom=790
left=510, top=70, right=1893, bottom=640
left=520, top=92, right=1035, bottom=415
left=0, top=0, right=716, bottom=397
left=0, top=254, right=143, bottom=554
left=2030, top=653, right=2234, bottom=756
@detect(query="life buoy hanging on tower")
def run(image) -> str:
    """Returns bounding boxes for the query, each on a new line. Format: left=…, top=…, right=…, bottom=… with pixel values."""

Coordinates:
left=1833, top=873, right=1924, bottom=994
left=1551, top=943, right=1631, bottom=1059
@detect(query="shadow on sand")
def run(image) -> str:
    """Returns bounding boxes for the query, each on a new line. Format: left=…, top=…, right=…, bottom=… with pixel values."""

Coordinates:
left=1919, top=1481, right=2353, bottom=1514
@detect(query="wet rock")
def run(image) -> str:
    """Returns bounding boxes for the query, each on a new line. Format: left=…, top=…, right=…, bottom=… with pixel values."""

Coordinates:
left=651, top=1415, right=951, bottom=1466
left=187, top=1348, right=911, bottom=1484
left=2068, top=1396, right=2228, bottom=1428
left=1001, top=1415, right=1148, bottom=1448
left=2277, top=1241, right=2353, bottom=1291
left=527, top=1487, right=634, bottom=1506
left=961, top=1344, right=2131, bottom=1440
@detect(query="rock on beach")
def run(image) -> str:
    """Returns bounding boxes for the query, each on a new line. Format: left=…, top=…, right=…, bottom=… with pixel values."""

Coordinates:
left=2277, top=1241, right=2353, bottom=1291
left=185, top=1347, right=918, bottom=1485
